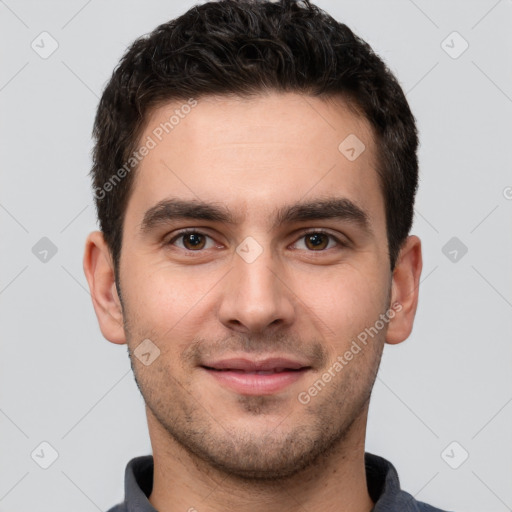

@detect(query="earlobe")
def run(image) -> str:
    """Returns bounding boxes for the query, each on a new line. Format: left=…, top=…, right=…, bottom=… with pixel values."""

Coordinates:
left=83, top=231, right=127, bottom=345
left=385, top=235, right=423, bottom=345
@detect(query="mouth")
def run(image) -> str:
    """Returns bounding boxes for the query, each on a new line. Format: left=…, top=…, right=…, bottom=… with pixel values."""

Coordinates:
left=201, top=357, right=311, bottom=395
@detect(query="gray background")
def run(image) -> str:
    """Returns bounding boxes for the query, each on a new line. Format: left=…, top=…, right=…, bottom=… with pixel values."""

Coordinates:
left=1, top=0, right=511, bottom=511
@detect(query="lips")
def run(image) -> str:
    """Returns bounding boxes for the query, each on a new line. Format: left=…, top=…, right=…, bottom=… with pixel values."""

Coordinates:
left=201, top=357, right=311, bottom=395
left=203, top=357, right=306, bottom=372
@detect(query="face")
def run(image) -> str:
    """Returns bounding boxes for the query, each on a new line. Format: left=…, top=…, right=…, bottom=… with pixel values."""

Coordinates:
left=93, top=92, right=407, bottom=479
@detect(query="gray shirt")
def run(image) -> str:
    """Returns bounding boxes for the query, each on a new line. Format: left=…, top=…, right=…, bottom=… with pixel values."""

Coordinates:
left=107, top=453, right=451, bottom=511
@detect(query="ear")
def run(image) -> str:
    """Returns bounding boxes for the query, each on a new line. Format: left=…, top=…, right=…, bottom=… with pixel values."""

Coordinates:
left=385, top=235, right=422, bottom=345
left=83, top=231, right=126, bottom=344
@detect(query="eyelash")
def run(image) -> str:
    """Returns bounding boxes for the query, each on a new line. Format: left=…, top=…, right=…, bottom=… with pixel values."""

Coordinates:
left=166, top=228, right=347, bottom=252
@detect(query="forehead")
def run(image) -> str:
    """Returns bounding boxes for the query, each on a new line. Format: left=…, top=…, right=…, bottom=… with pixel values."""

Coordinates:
left=125, top=92, right=385, bottom=233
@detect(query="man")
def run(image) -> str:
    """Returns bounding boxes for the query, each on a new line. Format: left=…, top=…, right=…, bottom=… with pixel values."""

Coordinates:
left=83, top=0, right=449, bottom=510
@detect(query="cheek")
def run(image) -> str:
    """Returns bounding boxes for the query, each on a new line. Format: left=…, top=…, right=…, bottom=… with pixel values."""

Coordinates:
left=121, top=256, right=219, bottom=345
left=299, top=263, right=389, bottom=342
left=124, top=254, right=202, bottom=310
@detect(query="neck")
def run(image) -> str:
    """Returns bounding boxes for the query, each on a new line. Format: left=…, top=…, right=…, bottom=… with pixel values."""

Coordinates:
left=147, top=408, right=374, bottom=512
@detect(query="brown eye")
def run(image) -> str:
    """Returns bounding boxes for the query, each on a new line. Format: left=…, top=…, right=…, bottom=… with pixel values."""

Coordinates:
left=304, top=232, right=330, bottom=250
left=168, top=230, right=215, bottom=251
left=182, top=233, right=206, bottom=250
left=292, top=231, right=344, bottom=252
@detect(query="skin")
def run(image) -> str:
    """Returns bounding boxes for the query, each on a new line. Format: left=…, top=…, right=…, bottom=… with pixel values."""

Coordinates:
left=84, top=92, right=422, bottom=512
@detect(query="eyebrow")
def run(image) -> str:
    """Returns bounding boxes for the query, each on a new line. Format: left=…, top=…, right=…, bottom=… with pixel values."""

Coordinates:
left=140, top=197, right=372, bottom=235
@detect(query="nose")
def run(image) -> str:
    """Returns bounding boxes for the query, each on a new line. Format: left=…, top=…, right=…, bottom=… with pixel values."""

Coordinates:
left=217, top=247, right=296, bottom=334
